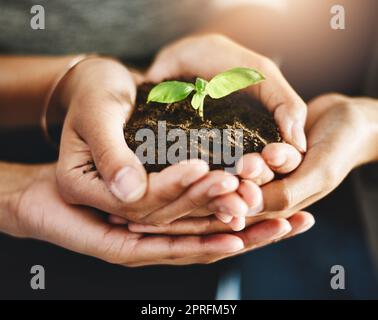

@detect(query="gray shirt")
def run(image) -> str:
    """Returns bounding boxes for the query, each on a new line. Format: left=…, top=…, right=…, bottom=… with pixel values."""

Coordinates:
left=0, top=0, right=209, bottom=61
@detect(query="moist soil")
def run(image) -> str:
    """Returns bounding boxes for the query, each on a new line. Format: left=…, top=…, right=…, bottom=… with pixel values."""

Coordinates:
left=123, top=82, right=282, bottom=173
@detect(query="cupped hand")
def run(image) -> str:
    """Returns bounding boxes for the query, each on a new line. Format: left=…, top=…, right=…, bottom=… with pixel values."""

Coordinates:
left=130, top=93, right=377, bottom=235
left=55, top=57, right=251, bottom=229
left=4, top=163, right=315, bottom=266
left=145, top=33, right=306, bottom=227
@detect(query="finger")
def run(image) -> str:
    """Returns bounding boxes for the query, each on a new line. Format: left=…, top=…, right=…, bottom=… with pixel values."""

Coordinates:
left=237, top=153, right=274, bottom=186
left=274, top=103, right=307, bottom=153
left=218, top=215, right=310, bottom=262
left=125, top=233, right=244, bottom=266
left=118, top=159, right=210, bottom=222
left=241, top=212, right=315, bottom=254
left=128, top=217, right=215, bottom=235
left=282, top=211, right=315, bottom=239
left=142, top=170, right=239, bottom=224
left=215, top=212, right=233, bottom=224
left=248, top=57, right=307, bottom=153
left=144, top=159, right=210, bottom=208
left=237, top=180, right=264, bottom=216
left=237, top=218, right=292, bottom=249
left=261, top=147, right=331, bottom=212
left=108, top=215, right=128, bottom=225
left=162, top=214, right=309, bottom=265
left=261, top=143, right=302, bottom=174
left=190, top=188, right=253, bottom=220
left=75, top=93, right=148, bottom=204
left=207, top=192, right=249, bottom=218
left=227, top=217, right=246, bottom=232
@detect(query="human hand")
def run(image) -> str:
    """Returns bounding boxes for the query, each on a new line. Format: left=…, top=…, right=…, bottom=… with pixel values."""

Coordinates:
left=129, top=93, right=378, bottom=235
left=55, top=57, right=251, bottom=228
left=145, top=33, right=306, bottom=227
left=0, top=163, right=315, bottom=266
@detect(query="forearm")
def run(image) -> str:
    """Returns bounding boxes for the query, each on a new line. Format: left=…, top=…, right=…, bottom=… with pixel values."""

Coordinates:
left=0, top=55, right=75, bottom=129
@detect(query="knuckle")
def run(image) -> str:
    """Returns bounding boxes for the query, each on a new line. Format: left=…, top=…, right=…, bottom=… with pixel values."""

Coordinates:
left=198, top=33, right=231, bottom=46
left=124, top=209, right=148, bottom=224
left=258, top=56, right=278, bottom=73
left=319, top=166, right=340, bottom=191
left=55, top=167, right=77, bottom=204
left=95, top=146, right=116, bottom=179
left=100, top=232, right=130, bottom=265
left=323, top=93, right=348, bottom=104
left=157, top=188, right=177, bottom=203
left=310, top=93, right=349, bottom=110
left=164, top=238, right=180, bottom=260
left=186, top=192, right=203, bottom=210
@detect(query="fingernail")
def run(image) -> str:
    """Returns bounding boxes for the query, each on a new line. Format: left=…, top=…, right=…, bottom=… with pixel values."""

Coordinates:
left=246, top=165, right=262, bottom=179
left=294, top=219, right=316, bottom=236
left=291, top=121, right=307, bottom=153
left=273, top=223, right=292, bottom=240
left=246, top=202, right=264, bottom=216
left=273, top=229, right=292, bottom=242
left=266, top=151, right=286, bottom=168
left=229, top=217, right=246, bottom=232
left=208, top=179, right=238, bottom=197
left=110, top=166, right=146, bottom=203
left=238, top=160, right=262, bottom=179
left=216, top=212, right=233, bottom=224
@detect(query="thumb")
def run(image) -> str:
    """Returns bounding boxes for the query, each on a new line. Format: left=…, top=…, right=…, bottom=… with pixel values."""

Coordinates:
left=246, top=56, right=307, bottom=153
left=261, top=145, right=342, bottom=213
left=79, top=94, right=147, bottom=203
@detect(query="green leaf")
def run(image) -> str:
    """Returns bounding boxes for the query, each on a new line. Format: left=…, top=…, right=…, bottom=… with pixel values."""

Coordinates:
left=147, top=81, right=195, bottom=103
left=207, top=67, right=265, bottom=99
left=191, top=92, right=207, bottom=119
left=195, top=78, right=208, bottom=93
left=191, top=91, right=206, bottom=110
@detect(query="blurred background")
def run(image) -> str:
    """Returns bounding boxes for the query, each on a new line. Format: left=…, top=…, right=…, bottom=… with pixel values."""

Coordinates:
left=0, top=0, right=377, bottom=299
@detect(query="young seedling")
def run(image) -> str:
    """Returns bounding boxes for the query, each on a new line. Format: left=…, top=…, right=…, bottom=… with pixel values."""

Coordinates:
left=147, top=67, right=265, bottom=119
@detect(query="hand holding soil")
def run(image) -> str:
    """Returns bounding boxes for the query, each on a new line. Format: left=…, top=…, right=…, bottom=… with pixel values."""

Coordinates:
left=130, top=93, right=378, bottom=236
left=55, top=56, right=259, bottom=231
left=0, top=36, right=321, bottom=267
left=136, top=34, right=305, bottom=227
left=55, top=34, right=306, bottom=233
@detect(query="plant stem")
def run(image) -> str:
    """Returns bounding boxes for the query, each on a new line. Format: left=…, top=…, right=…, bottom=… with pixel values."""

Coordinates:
left=198, top=104, right=204, bottom=120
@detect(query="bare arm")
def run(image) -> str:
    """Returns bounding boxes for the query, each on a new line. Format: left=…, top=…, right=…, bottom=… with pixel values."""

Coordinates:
left=0, top=56, right=74, bottom=128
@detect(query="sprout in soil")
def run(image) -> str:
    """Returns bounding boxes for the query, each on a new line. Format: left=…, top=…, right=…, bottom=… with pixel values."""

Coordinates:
left=147, top=67, right=265, bottom=119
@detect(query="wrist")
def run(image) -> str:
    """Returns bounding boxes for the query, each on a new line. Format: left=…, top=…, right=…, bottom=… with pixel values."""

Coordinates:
left=0, top=163, right=41, bottom=237
left=57, top=57, right=131, bottom=110
left=43, top=55, right=129, bottom=146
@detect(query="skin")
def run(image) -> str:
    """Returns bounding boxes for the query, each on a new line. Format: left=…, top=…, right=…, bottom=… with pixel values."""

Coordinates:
left=55, top=34, right=306, bottom=231
left=0, top=54, right=259, bottom=231
left=0, top=34, right=313, bottom=265
left=129, top=93, right=378, bottom=235
left=56, top=57, right=252, bottom=229
left=0, top=163, right=314, bottom=266
left=113, top=34, right=306, bottom=229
